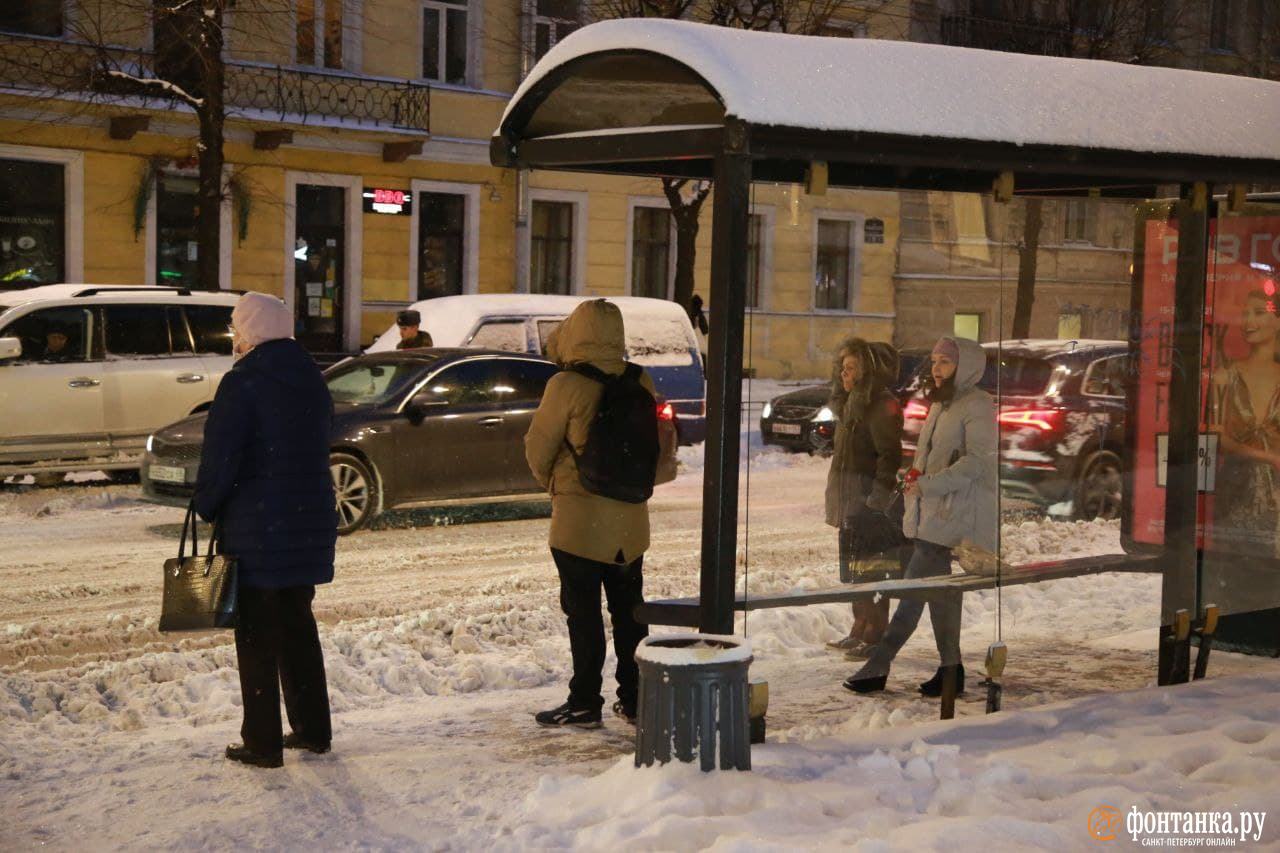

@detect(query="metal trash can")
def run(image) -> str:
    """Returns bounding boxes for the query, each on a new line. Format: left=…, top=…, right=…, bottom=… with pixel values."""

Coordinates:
left=634, top=633, right=753, bottom=772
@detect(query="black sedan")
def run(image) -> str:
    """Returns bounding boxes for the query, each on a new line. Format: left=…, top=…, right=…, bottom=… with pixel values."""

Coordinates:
left=760, top=348, right=928, bottom=455
left=142, top=349, right=678, bottom=534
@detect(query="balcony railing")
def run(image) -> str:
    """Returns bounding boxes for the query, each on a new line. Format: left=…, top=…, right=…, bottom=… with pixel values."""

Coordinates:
left=939, top=13, right=1072, bottom=57
left=0, top=34, right=429, bottom=133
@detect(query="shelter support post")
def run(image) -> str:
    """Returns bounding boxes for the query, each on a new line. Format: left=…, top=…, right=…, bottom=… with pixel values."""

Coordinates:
left=698, top=143, right=752, bottom=635
left=1158, top=183, right=1210, bottom=686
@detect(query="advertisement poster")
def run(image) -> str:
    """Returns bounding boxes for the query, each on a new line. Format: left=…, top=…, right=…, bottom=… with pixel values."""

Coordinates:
left=1132, top=213, right=1280, bottom=611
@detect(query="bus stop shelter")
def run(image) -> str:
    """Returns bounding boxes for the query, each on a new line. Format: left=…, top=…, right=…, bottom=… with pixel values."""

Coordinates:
left=491, top=19, right=1280, bottom=676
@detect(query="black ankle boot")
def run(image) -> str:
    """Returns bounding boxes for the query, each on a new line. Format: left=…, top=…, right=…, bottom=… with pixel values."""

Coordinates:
left=842, top=673, right=888, bottom=694
left=919, top=664, right=964, bottom=698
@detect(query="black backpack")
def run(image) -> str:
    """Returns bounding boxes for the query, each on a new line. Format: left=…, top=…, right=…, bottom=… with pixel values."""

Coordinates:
left=564, top=362, right=660, bottom=503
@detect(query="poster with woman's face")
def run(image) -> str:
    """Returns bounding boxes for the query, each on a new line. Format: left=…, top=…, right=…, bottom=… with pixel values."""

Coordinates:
left=1131, top=211, right=1280, bottom=615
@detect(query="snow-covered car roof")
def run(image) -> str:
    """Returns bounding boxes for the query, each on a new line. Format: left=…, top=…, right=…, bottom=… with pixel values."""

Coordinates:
left=366, top=293, right=699, bottom=361
left=502, top=19, right=1280, bottom=163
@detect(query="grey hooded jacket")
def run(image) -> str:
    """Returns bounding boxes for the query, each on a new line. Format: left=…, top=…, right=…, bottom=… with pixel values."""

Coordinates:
left=903, top=336, right=998, bottom=550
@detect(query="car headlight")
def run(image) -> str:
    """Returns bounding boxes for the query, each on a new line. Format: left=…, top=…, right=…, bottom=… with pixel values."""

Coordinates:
left=812, top=406, right=835, bottom=423
left=761, top=401, right=773, bottom=419
left=145, top=434, right=154, bottom=453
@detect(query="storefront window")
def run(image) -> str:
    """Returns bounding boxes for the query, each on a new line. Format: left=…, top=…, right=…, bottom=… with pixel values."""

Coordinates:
left=156, top=173, right=199, bottom=288
left=0, top=158, right=65, bottom=288
left=417, top=191, right=464, bottom=300
left=294, top=184, right=346, bottom=352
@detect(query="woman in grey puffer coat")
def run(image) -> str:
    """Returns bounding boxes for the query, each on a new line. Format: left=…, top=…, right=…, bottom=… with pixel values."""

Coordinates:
left=823, top=337, right=906, bottom=655
left=843, top=336, right=997, bottom=696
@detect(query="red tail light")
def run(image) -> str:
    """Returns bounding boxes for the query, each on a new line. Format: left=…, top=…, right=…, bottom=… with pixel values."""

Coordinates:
left=997, top=408, right=1062, bottom=431
left=657, top=401, right=675, bottom=421
left=904, top=400, right=929, bottom=420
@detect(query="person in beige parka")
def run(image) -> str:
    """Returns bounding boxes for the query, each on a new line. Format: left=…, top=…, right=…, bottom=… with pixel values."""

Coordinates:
left=525, top=299, right=654, bottom=728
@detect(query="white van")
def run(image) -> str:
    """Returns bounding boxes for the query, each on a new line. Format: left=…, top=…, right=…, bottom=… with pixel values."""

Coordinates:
left=368, top=294, right=706, bottom=444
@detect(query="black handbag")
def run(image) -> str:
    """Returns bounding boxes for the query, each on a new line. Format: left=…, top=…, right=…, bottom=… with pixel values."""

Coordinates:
left=160, top=502, right=238, bottom=632
left=839, top=503, right=908, bottom=583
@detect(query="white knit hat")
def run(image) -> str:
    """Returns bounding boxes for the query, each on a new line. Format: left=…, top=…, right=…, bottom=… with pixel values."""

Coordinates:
left=232, top=291, right=293, bottom=347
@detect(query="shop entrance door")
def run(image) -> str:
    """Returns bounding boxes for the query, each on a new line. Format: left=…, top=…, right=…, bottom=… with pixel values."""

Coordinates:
left=294, top=184, right=346, bottom=352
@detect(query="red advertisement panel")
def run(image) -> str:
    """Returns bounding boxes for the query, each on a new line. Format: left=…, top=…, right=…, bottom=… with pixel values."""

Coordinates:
left=1131, top=215, right=1280, bottom=552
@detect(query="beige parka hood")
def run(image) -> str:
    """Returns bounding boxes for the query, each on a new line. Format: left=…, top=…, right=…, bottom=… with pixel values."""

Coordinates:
left=556, top=299, right=626, bottom=370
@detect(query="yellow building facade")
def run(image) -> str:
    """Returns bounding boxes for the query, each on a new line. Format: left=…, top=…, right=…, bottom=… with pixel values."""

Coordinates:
left=0, top=0, right=906, bottom=376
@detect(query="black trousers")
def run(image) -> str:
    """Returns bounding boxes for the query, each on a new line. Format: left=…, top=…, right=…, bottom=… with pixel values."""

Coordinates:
left=234, top=584, right=331, bottom=754
left=551, top=547, right=648, bottom=711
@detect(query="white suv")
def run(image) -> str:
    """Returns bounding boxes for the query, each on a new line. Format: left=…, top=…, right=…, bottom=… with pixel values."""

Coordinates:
left=0, top=285, right=239, bottom=481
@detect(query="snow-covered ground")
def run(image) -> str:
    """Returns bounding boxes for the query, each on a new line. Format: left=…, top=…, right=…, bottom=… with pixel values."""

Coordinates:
left=3, top=394, right=1278, bottom=850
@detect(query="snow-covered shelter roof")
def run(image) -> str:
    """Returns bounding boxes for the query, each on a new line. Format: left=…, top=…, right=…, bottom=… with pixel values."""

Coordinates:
left=492, top=19, right=1280, bottom=192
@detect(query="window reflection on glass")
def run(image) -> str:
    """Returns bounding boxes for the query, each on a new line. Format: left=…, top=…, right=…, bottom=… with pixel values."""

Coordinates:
left=327, top=362, right=424, bottom=406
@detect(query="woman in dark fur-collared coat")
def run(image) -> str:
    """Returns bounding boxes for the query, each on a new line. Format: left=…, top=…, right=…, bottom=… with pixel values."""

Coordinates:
left=823, top=337, right=907, bottom=659
left=195, top=291, right=337, bottom=769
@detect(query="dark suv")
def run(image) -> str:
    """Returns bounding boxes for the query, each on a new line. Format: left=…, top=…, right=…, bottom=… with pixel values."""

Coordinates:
left=760, top=348, right=927, bottom=455
left=902, top=339, right=1129, bottom=520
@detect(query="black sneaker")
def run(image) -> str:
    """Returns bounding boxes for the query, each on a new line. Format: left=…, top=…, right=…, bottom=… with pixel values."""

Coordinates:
left=225, top=743, right=283, bottom=768
left=283, top=733, right=331, bottom=754
left=534, top=702, right=603, bottom=729
left=612, top=700, right=637, bottom=724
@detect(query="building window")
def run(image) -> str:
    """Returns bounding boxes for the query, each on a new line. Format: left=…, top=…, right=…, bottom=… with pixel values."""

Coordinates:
left=814, top=218, right=854, bottom=311
left=0, top=158, right=65, bottom=286
left=155, top=173, right=199, bottom=288
left=422, top=0, right=469, bottom=84
left=954, top=312, right=982, bottom=341
left=1063, top=199, right=1095, bottom=243
left=0, top=0, right=63, bottom=36
left=745, top=213, right=763, bottom=310
left=530, top=200, right=573, bottom=295
left=533, top=0, right=579, bottom=61
left=296, top=0, right=344, bottom=68
left=1209, top=0, right=1233, bottom=51
left=631, top=206, right=671, bottom=300
left=1058, top=312, right=1083, bottom=340
left=417, top=192, right=465, bottom=300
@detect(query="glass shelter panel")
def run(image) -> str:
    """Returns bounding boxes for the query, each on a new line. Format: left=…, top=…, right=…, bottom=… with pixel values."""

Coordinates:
left=733, top=184, right=1224, bottom=723
left=1200, top=198, right=1280, bottom=646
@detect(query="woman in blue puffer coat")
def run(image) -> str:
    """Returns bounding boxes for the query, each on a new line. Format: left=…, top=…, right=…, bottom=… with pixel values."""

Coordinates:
left=195, top=291, right=337, bottom=768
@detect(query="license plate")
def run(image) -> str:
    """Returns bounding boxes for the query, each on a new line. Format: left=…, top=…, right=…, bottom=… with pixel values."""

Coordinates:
left=771, top=423, right=802, bottom=435
left=149, top=464, right=187, bottom=484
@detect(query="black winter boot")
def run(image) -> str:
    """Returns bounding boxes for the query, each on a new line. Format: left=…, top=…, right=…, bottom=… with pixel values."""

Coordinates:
left=919, top=664, right=964, bottom=698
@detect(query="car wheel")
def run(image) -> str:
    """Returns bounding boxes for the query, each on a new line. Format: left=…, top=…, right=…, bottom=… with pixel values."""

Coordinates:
left=330, top=452, right=378, bottom=535
left=32, top=472, right=64, bottom=488
left=107, top=470, right=141, bottom=485
left=1073, top=450, right=1122, bottom=521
